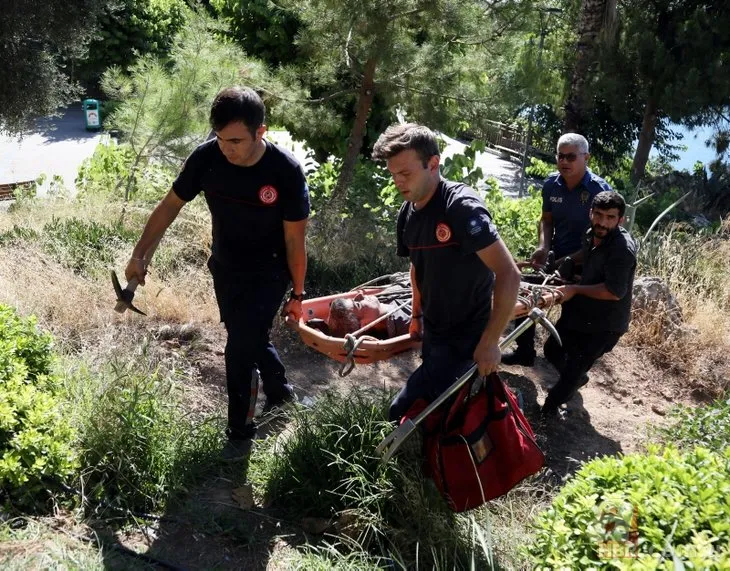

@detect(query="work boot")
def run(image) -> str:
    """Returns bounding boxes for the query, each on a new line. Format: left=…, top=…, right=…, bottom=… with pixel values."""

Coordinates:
left=221, top=437, right=254, bottom=461
left=262, top=389, right=298, bottom=414
left=501, top=349, right=536, bottom=366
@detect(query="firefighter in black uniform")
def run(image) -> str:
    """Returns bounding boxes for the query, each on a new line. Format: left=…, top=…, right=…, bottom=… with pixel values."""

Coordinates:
left=372, top=123, right=521, bottom=422
left=125, top=87, right=309, bottom=458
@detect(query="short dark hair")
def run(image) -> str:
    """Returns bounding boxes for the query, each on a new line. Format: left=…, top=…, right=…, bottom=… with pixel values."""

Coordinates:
left=591, top=191, right=626, bottom=217
left=372, top=123, right=440, bottom=167
left=209, top=86, right=266, bottom=137
left=327, top=298, right=360, bottom=337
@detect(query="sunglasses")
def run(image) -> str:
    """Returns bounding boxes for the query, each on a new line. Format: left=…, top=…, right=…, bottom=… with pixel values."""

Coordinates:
left=556, top=152, right=586, bottom=162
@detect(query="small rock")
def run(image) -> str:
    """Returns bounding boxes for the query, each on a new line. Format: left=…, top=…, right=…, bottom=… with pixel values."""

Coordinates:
left=178, top=322, right=201, bottom=342
left=231, top=484, right=254, bottom=510
left=651, top=405, right=666, bottom=416
left=633, top=397, right=644, bottom=405
left=157, top=324, right=175, bottom=340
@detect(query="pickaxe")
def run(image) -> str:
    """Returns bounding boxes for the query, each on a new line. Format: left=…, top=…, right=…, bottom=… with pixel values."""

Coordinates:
left=375, top=307, right=561, bottom=463
left=110, top=236, right=162, bottom=316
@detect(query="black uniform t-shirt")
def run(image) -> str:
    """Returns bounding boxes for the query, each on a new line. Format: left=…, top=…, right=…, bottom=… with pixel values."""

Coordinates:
left=172, top=139, right=310, bottom=269
left=396, top=179, right=500, bottom=342
left=559, top=225, right=637, bottom=333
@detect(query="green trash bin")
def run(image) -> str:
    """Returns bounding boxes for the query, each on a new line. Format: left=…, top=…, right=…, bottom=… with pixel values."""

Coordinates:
left=82, top=99, right=101, bottom=131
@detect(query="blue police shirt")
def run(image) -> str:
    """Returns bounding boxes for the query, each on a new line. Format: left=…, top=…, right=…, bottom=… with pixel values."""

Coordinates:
left=541, top=169, right=612, bottom=258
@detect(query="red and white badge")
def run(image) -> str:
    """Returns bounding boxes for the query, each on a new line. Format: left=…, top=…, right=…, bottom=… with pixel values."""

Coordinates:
left=435, top=222, right=452, bottom=243
left=258, top=185, right=278, bottom=204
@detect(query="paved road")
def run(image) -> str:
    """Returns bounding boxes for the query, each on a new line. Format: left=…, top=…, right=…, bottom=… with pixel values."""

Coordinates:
left=0, top=110, right=527, bottom=199
left=269, top=130, right=527, bottom=197
left=439, top=133, right=527, bottom=197
left=0, top=105, right=105, bottom=195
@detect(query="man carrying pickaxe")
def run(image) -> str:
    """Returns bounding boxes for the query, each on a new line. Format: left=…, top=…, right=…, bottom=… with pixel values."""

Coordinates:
left=120, top=86, right=309, bottom=460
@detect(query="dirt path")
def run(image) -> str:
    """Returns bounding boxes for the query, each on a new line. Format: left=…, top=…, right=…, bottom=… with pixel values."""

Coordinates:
left=103, top=325, right=692, bottom=570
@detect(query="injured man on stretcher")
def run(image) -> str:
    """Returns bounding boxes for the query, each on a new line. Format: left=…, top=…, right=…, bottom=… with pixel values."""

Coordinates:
left=307, top=292, right=412, bottom=338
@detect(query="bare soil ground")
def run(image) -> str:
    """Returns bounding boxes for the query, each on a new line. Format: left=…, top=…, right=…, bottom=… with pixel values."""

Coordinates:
left=91, top=321, right=703, bottom=570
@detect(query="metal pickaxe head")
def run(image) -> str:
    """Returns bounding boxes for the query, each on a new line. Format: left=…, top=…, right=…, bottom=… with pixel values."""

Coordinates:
left=525, top=307, right=561, bottom=346
left=111, top=270, right=146, bottom=315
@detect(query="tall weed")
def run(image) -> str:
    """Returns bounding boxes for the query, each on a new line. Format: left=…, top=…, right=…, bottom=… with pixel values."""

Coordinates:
left=76, top=360, right=222, bottom=515
left=250, top=390, right=495, bottom=569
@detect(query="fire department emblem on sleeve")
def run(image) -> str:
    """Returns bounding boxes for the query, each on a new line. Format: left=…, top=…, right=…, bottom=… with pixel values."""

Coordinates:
left=259, top=185, right=278, bottom=204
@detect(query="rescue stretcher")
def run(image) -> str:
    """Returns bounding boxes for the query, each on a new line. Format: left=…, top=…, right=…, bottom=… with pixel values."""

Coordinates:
left=285, top=267, right=569, bottom=375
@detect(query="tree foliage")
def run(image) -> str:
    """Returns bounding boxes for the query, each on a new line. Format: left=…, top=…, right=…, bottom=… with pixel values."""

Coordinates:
left=585, top=0, right=730, bottom=183
left=211, top=0, right=303, bottom=67
left=79, top=0, right=188, bottom=84
left=0, top=0, right=110, bottom=132
left=101, top=9, right=298, bottom=198
left=272, top=0, right=531, bottom=199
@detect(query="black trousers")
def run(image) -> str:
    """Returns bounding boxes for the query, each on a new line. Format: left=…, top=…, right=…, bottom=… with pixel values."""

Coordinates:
left=542, top=320, right=622, bottom=410
left=208, top=258, right=293, bottom=439
left=512, top=315, right=536, bottom=355
left=389, top=333, right=479, bottom=422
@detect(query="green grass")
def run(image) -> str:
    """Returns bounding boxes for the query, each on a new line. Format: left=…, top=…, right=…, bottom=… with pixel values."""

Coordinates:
left=249, top=390, right=498, bottom=569
left=658, top=394, right=730, bottom=451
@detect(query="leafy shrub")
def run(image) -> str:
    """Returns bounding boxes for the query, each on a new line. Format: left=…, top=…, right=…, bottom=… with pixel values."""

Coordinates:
left=485, top=184, right=542, bottom=260
left=79, top=364, right=221, bottom=514
left=0, top=226, right=40, bottom=247
left=0, top=305, right=78, bottom=511
left=441, top=140, right=486, bottom=189
left=659, top=396, right=730, bottom=452
left=251, top=391, right=492, bottom=569
left=528, top=446, right=730, bottom=569
left=307, top=158, right=405, bottom=294
left=76, top=141, right=175, bottom=202
left=525, top=157, right=553, bottom=180
left=41, top=217, right=137, bottom=274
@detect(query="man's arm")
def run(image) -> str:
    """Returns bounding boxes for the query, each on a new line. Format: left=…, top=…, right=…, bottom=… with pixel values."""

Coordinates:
left=530, top=212, right=554, bottom=267
left=474, top=239, right=521, bottom=376
left=557, top=283, right=619, bottom=302
left=125, top=189, right=186, bottom=285
left=408, top=263, right=423, bottom=339
left=282, top=219, right=308, bottom=320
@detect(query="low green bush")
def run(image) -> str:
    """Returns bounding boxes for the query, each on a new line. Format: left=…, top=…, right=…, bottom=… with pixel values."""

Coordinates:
left=0, top=305, right=78, bottom=511
left=41, top=217, right=137, bottom=275
left=76, top=141, right=176, bottom=202
left=528, top=446, right=730, bottom=569
left=658, top=395, right=730, bottom=452
left=525, top=157, right=553, bottom=180
left=78, top=363, right=221, bottom=514
left=250, top=390, right=493, bottom=569
left=485, top=183, right=542, bottom=260
left=0, top=225, right=40, bottom=247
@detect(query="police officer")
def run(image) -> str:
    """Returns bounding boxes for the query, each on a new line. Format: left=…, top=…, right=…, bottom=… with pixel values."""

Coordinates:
left=502, top=133, right=612, bottom=366
left=125, top=87, right=309, bottom=458
left=372, top=123, right=521, bottom=422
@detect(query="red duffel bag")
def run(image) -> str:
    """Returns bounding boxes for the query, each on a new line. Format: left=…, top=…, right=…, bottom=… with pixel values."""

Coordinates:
left=403, top=371, right=544, bottom=512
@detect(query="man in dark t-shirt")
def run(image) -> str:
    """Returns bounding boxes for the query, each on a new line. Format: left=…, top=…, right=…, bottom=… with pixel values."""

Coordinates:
left=542, top=191, right=636, bottom=418
left=125, top=87, right=309, bottom=458
left=503, top=133, right=613, bottom=366
left=372, top=123, right=521, bottom=422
